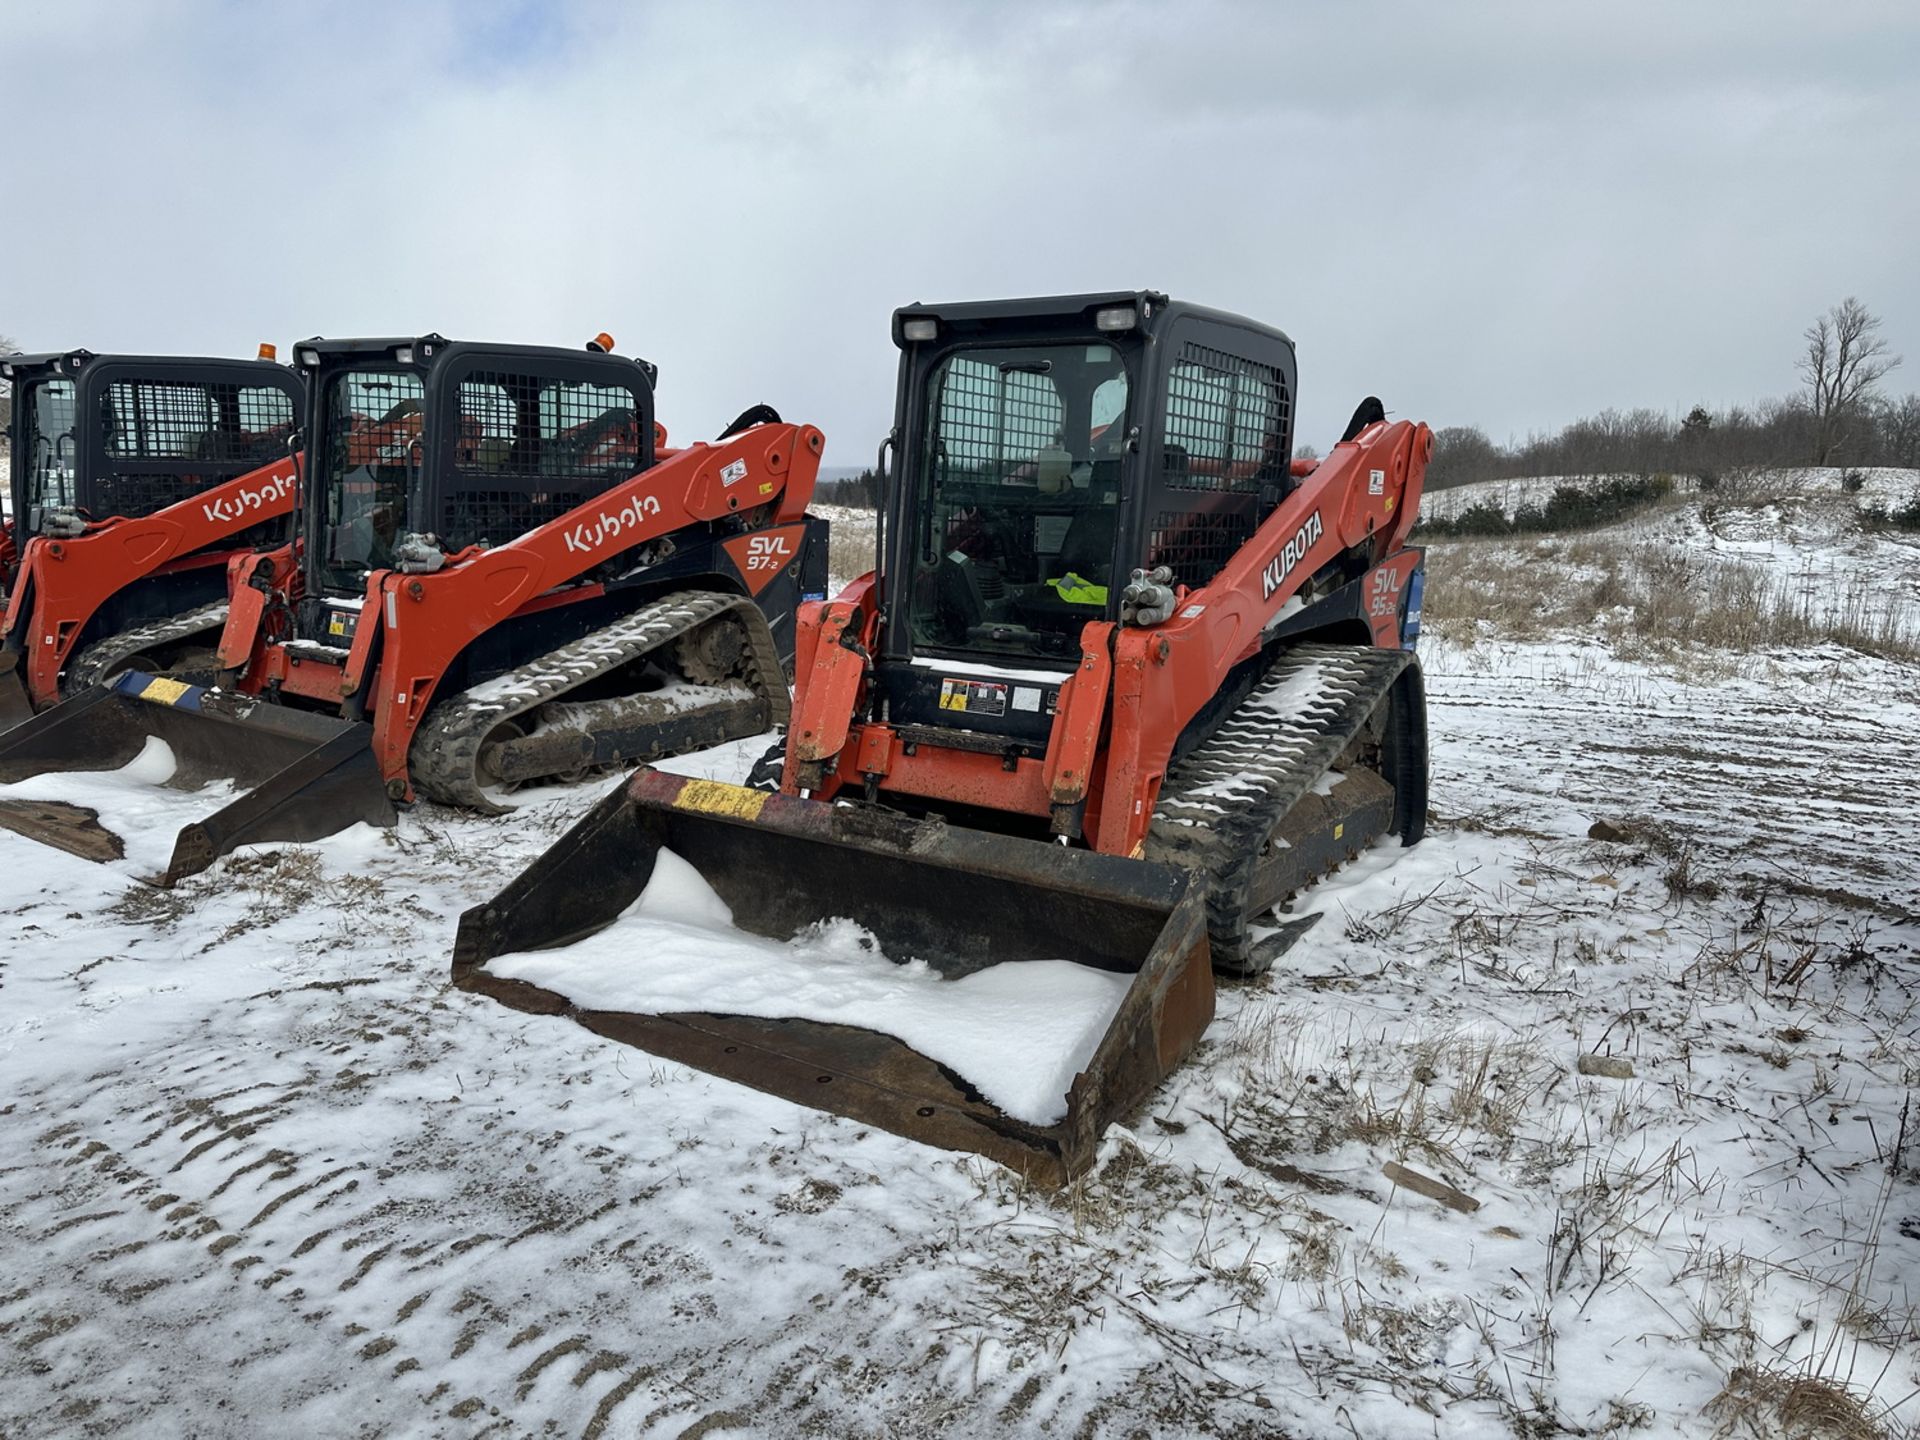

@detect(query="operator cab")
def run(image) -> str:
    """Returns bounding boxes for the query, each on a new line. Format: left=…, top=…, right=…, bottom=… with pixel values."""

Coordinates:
left=877, top=292, right=1297, bottom=748
left=292, top=336, right=658, bottom=619
left=2, top=350, right=299, bottom=542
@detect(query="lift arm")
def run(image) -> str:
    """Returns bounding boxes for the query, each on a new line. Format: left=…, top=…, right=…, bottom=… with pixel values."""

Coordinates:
left=0, top=453, right=300, bottom=709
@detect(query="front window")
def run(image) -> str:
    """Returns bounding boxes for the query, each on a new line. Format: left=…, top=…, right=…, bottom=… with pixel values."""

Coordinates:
left=319, top=369, right=425, bottom=592
left=22, top=378, right=78, bottom=522
left=907, top=342, right=1131, bottom=660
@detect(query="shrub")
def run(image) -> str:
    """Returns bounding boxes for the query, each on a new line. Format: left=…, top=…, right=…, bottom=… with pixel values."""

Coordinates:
left=1861, top=490, right=1920, bottom=531
left=1418, top=474, right=1672, bottom=538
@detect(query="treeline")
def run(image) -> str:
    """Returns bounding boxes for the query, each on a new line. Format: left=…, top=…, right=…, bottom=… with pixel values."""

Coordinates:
left=1428, top=393, right=1920, bottom=492
left=1419, top=474, right=1675, bottom=538
left=815, top=470, right=885, bottom=507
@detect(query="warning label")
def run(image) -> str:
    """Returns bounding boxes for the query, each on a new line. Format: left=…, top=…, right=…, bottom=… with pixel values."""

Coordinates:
left=938, top=678, right=1008, bottom=716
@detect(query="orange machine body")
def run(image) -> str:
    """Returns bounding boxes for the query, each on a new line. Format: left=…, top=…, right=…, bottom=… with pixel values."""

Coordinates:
left=785, top=416, right=1431, bottom=858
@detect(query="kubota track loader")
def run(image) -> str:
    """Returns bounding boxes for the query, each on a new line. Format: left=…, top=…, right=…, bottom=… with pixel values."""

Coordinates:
left=455, top=292, right=1431, bottom=1183
left=0, top=334, right=827, bottom=880
left=0, top=349, right=304, bottom=726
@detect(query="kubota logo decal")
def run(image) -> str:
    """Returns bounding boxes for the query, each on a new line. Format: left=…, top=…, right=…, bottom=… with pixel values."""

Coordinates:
left=201, top=468, right=295, bottom=525
left=562, top=493, right=664, bottom=555
left=721, top=525, right=806, bottom=597
left=1260, top=510, right=1323, bottom=600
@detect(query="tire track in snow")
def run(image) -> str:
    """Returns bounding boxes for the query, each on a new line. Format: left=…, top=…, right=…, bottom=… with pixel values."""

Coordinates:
left=1428, top=647, right=1918, bottom=916
left=0, top=965, right=853, bottom=1438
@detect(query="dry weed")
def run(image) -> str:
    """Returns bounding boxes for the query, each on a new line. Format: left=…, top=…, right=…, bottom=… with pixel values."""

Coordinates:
left=1707, top=1365, right=1888, bottom=1440
left=1422, top=532, right=1919, bottom=662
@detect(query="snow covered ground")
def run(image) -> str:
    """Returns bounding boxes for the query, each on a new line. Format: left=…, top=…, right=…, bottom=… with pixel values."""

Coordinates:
left=1, top=478, right=1915, bottom=1438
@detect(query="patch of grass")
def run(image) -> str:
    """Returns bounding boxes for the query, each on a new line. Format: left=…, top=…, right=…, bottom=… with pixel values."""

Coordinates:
left=818, top=510, right=877, bottom=591
left=1422, top=532, right=1920, bottom=662
left=1706, top=1365, right=1888, bottom=1440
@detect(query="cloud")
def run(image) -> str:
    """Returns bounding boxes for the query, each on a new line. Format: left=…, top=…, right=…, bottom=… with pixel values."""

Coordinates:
left=2, top=0, right=1915, bottom=456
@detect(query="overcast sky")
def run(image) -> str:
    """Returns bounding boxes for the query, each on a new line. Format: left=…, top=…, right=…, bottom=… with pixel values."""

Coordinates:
left=3, top=0, right=1916, bottom=461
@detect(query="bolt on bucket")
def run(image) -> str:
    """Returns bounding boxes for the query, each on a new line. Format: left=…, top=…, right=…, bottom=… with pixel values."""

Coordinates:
left=0, top=670, right=396, bottom=884
left=453, top=767, right=1216, bottom=1185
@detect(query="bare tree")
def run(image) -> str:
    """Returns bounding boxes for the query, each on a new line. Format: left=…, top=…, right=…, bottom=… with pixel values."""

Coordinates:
left=0, top=332, right=16, bottom=430
left=1799, top=298, right=1902, bottom=464
left=1881, top=393, right=1920, bottom=470
left=1423, top=424, right=1499, bottom=490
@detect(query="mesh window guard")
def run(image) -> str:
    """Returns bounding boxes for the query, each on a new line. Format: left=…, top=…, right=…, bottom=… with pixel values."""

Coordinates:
left=101, top=381, right=294, bottom=465
left=931, top=357, right=1064, bottom=486
left=1147, top=508, right=1256, bottom=580
left=454, top=373, right=641, bottom=483
left=443, top=371, right=642, bottom=547
left=90, top=379, right=296, bottom=520
left=1161, top=344, right=1290, bottom=502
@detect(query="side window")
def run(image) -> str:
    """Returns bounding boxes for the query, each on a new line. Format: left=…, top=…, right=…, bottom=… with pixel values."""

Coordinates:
left=453, top=373, right=641, bottom=481
left=103, top=382, right=215, bottom=458
left=237, top=387, right=297, bottom=449
left=456, top=379, right=517, bottom=472
left=538, top=379, right=642, bottom=480
left=1160, top=345, right=1290, bottom=501
left=1233, top=375, right=1280, bottom=475
left=1148, top=343, right=1292, bottom=587
left=101, top=380, right=295, bottom=465
left=1163, top=361, right=1234, bottom=474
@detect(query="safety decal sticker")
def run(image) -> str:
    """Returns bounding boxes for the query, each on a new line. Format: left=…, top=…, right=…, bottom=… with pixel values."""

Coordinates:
left=939, top=678, right=1008, bottom=716
left=1368, top=468, right=1385, bottom=496
left=720, top=459, right=748, bottom=486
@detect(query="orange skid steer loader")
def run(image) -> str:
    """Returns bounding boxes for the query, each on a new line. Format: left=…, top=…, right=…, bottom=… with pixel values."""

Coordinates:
left=0, top=349, right=304, bottom=726
left=0, top=335, right=828, bottom=881
left=455, top=293, right=1432, bottom=1183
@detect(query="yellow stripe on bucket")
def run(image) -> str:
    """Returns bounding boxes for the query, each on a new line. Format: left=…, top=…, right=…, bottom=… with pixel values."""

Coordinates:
left=139, top=677, right=192, bottom=706
left=675, top=778, right=770, bottom=822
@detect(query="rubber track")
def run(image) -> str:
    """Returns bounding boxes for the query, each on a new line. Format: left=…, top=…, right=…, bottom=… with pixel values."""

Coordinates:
left=1145, top=643, right=1413, bottom=968
left=410, top=590, right=789, bottom=812
left=67, top=600, right=231, bottom=691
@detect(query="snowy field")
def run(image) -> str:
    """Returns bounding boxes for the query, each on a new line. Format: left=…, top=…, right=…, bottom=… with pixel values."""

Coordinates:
left=1421, top=465, right=1920, bottom=524
left=0, top=476, right=1915, bottom=1438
